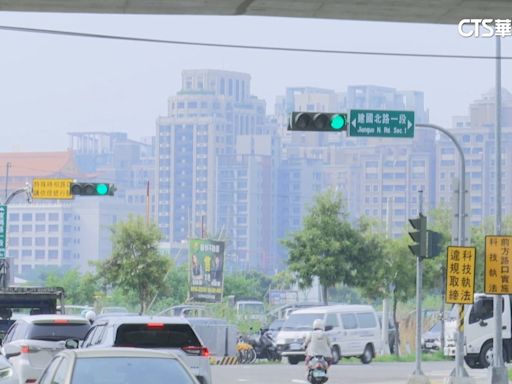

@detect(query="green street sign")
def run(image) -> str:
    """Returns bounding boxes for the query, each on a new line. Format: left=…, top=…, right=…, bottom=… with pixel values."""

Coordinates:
left=349, top=109, right=415, bottom=138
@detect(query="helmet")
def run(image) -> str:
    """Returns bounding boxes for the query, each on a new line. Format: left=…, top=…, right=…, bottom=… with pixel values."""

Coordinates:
left=85, top=310, right=96, bottom=324
left=313, top=318, right=325, bottom=330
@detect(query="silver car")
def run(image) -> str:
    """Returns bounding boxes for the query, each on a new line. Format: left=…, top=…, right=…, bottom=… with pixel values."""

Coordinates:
left=37, top=348, right=199, bottom=384
left=2, top=315, right=91, bottom=384
left=79, top=315, right=211, bottom=384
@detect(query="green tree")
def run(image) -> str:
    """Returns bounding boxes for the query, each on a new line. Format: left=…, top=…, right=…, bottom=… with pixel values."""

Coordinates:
left=95, top=215, right=170, bottom=314
left=224, top=271, right=272, bottom=301
left=270, top=270, right=296, bottom=290
left=45, top=269, right=99, bottom=305
left=282, top=189, right=370, bottom=304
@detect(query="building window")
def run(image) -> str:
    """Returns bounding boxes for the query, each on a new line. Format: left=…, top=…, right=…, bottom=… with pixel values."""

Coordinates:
left=8, top=225, right=18, bottom=232
left=35, top=213, right=45, bottom=221
left=9, top=213, right=19, bottom=221
left=22, top=213, right=32, bottom=221
left=22, top=250, right=32, bottom=258
left=48, top=250, right=58, bottom=259
left=9, top=250, right=18, bottom=258
left=22, top=224, right=32, bottom=232
left=35, top=250, right=45, bottom=259
left=22, top=238, right=32, bottom=246
left=35, top=225, right=45, bottom=232
left=48, top=237, right=59, bottom=246
left=35, top=237, right=45, bottom=246
left=9, top=237, right=18, bottom=246
left=49, top=225, right=59, bottom=232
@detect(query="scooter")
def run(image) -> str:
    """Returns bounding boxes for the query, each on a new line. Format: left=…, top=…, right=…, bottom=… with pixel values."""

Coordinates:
left=247, top=329, right=281, bottom=361
left=306, top=356, right=329, bottom=384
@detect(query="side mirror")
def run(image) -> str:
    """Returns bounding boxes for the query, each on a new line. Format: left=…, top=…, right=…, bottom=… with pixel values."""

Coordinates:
left=325, top=325, right=333, bottom=331
left=3, top=344, right=21, bottom=359
left=64, top=339, right=80, bottom=350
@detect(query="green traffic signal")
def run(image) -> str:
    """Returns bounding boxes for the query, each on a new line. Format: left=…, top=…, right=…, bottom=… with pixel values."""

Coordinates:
left=330, top=114, right=346, bottom=130
left=96, top=184, right=108, bottom=195
left=289, top=112, right=347, bottom=132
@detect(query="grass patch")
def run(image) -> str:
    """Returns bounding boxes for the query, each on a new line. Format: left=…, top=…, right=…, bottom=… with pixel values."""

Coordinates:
left=508, top=368, right=512, bottom=380
left=374, top=351, right=449, bottom=363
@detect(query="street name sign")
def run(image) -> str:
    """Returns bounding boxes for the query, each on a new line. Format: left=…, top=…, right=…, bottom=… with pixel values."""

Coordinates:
left=446, top=246, right=476, bottom=304
left=484, top=235, right=512, bottom=294
left=32, top=178, right=73, bottom=200
left=349, top=109, right=415, bottom=138
left=0, top=205, right=6, bottom=259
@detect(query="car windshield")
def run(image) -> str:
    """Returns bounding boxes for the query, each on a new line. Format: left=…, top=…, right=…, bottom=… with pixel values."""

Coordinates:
left=282, top=313, right=323, bottom=331
left=269, top=320, right=284, bottom=330
left=28, top=323, right=90, bottom=341
left=430, top=321, right=442, bottom=333
left=71, top=357, right=195, bottom=384
left=114, top=323, right=201, bottom=348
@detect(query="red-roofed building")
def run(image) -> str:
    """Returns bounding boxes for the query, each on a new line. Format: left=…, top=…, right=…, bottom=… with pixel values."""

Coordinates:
left=0, top=151, right=84, bottom=199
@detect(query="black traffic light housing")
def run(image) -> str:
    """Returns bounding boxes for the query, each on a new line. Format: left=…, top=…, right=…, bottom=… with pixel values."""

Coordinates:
left=288, top=112, right=348, bottom=132
left=409, top=214, right=427, bottom=259
left=70, top=182, right=116, bottom=196
left=427, top=230, right=443, bottom=258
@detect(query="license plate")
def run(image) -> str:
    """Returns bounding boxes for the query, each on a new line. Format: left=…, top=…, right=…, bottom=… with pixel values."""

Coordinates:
left=312, top=370, right=326, bottom=378
left=289, top=343, right=302, bottom=351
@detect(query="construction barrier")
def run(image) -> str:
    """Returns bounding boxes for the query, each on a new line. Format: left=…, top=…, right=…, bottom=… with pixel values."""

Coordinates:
left=188, top=318, right=238, bottom=357
left=211, top=356, right=238, bottom=365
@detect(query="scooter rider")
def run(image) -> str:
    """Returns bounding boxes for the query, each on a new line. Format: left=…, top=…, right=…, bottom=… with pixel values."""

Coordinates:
left=303, top=319, right=332, bottom=367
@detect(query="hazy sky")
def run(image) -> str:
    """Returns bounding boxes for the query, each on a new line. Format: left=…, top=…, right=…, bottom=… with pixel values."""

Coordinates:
left=0, top=12, right=508, bottom=152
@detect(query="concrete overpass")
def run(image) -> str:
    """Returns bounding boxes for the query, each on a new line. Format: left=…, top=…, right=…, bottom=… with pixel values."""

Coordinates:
left=0, top=0, right=510, bottom=25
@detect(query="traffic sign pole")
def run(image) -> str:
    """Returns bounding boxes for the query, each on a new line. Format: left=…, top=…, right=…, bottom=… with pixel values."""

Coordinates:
left=416, top=123, right=473, bottom=384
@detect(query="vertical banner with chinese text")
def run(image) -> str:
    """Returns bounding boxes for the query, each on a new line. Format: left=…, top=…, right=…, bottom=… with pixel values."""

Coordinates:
left=189, top=239, right=225, bottom=302
left=446, top=246, right=476, bottom=304
left=484, top=235, right=512, bottom=294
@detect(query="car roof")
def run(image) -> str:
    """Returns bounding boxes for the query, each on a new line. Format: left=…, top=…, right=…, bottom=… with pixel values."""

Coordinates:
left=59, top=347, right=181, bottom=359
left=94, top=315, right=191, bottom=325
left=291, top=304, right=375, bottom=314
left=19, top=314, right=90, bottom=324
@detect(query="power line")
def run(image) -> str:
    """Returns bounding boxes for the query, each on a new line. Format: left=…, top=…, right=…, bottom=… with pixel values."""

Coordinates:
left=0, top=25, right=511, bottom=60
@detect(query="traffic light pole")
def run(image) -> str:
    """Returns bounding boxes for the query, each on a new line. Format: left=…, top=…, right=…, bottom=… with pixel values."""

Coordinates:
left=490, top=35, right=507, bottom=384
left=416, top=123, right=472, bottom=384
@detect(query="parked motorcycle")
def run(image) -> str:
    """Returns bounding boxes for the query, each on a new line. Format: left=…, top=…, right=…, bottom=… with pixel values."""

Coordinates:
left=245, top=329, right=281, bottom=361
left=306, top=356, right=329, bottom=384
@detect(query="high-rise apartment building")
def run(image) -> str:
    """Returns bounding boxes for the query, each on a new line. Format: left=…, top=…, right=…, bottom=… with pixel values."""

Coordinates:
left=436, top=89, right=512, bottom=227
left=155, top=70, right=270, bottom=254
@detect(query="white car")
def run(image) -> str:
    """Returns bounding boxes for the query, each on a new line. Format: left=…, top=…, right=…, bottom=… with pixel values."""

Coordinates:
left=0, top=355, right=17, bottom=384
left=37, top=348, right=199, bottom=384
left=2, top=315, right=91, bottom=384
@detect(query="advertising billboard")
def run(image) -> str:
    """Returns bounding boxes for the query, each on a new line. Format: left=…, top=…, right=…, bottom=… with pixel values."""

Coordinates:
left=189, top=239, right=225, bottom=302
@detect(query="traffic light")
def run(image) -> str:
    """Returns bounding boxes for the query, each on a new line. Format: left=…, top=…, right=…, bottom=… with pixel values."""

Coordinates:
left=408, top=214, right=427, bottom=258
left=427, top=230, right=443, bottom=258
left=70, top=182, right=116, bottom=196
left=288, top=112, right=348, bottom=132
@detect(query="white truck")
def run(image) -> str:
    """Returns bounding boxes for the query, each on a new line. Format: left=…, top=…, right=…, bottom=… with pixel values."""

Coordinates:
left=444, top=293, right=512, bottom=369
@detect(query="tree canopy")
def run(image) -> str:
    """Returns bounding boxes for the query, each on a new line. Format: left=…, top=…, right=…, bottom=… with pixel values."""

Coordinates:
left=95, top=215, right=170, bottom=314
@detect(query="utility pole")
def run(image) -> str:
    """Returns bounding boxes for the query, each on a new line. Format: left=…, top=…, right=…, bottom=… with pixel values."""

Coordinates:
left=489, top=34, right=508, bottom=384
left=4, top=162, right=11, bottom=200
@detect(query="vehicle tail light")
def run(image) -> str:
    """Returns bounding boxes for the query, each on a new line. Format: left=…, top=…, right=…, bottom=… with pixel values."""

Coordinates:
left=20, top=345, right=30, bottom=354
left=146, top=322, right=165, bottom=329
left=25, top=379, right=37, bottom=384
left=53, top=319, right=69, bottom=324
left=182, top=346, right=209, bottom=357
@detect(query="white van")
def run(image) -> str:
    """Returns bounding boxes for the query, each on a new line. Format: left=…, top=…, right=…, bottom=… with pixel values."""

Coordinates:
left=275, top=304, right=381, bottom=365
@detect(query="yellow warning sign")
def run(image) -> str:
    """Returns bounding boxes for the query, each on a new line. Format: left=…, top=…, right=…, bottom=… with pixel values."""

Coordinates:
left=446, top=246, right=476, bottom=304
left=32, top=178, right=73, bottom=200
left=484, top=235, right=512, bottom=294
